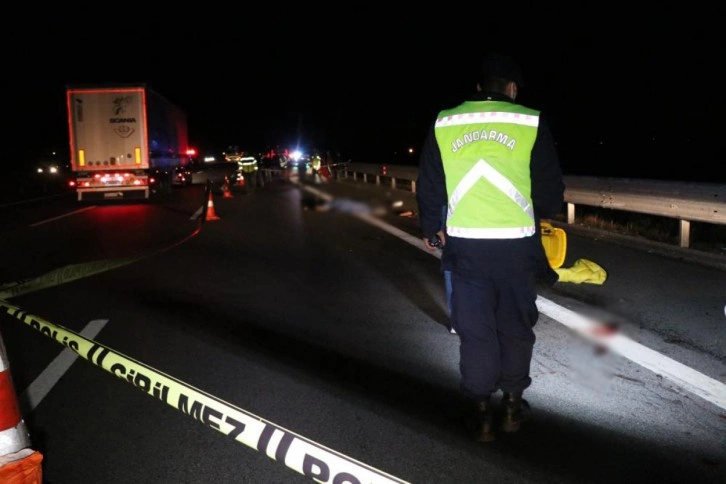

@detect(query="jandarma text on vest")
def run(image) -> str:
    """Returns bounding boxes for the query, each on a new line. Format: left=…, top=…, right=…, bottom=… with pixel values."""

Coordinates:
left=451, top=129, right=516, bottom=153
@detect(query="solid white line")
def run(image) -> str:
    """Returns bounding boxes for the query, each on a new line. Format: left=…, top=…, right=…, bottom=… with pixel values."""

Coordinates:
left=298, top=184, right=436, bottom=256
left=30, top=206, right=96, bottom=227
left=357, top=213, right=435, bottom=256
left=20, top=319, right=108, bottom=414
left=190, top=206, right=203, bottom=221
left=300, top=183, right=726, bottom=412
left=536, top=299, right=726, bottom=411
left=298, top=183, right=334, bottom=202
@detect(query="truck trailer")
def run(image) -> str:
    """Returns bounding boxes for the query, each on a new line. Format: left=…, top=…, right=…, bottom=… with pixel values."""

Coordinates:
left=66, top=84, right=190, bottom=202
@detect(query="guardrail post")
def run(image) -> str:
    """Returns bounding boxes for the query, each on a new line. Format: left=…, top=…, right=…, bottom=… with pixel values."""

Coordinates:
left=363, top=173, right=368, bottom=183
left=391, top=178, right=396, bottom=189
left=411, top=180, right=416, bottom=193
left=375, top=175, right=380, bottom=185
left=567, top=203, right=575, bottom=224
left=679, top=220, right=691, bottom=248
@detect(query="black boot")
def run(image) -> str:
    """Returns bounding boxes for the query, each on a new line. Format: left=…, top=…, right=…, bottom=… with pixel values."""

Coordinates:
left=466, top=398, right=495, bottom=442
left=500, top=392, right=529, bottom=433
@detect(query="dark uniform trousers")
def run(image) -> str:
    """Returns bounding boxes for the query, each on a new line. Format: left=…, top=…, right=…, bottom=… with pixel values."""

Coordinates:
left=451, top=271, right=539, bottom=401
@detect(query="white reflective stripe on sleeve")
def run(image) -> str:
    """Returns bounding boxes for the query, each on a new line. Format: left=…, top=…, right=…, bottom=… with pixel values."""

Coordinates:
left=436, top=111, right=539, bottom=127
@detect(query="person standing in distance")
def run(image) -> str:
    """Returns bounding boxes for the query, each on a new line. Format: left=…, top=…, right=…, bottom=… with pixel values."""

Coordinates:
left=416, top=51, right=565, bottom=442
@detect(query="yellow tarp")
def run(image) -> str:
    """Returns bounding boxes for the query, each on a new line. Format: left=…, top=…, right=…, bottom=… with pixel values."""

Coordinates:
left=555, top=258, right=608, bottom=285
left=540, top=221, right=607, bottom=285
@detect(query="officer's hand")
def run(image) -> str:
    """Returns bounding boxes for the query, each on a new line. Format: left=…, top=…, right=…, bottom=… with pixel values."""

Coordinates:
left=423, top=237, right=438, bottom=251
left=437, top=230, right=446, bottom=247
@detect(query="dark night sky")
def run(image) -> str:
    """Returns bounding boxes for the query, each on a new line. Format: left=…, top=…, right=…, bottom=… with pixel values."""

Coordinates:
left=9, top=7, right=723, bottom=182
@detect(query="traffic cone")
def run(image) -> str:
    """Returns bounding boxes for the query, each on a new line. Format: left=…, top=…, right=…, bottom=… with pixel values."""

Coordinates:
left=222, top=177, right=233, bottom=198
left=205, top=191, right=221, bottom=221
left=0, top=331, right=42, bottom=484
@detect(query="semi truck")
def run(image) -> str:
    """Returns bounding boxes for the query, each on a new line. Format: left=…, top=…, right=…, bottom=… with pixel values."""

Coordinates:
left=66, top=83, right=190, bottom=202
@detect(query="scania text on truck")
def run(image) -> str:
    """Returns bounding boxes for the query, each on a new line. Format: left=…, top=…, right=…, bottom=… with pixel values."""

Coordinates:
left=66, top=84, right=191, bottom=201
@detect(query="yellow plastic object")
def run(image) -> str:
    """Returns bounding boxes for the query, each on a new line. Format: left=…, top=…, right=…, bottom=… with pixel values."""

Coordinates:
left=540, top=221, right=567, bottom=269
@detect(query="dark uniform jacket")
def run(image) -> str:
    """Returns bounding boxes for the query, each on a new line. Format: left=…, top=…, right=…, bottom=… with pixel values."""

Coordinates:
left=417, top=91, right=565, bottom=280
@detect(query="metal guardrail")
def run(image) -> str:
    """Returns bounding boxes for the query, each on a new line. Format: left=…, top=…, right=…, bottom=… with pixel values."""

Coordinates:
left=340, top=162, right=726, bottom=249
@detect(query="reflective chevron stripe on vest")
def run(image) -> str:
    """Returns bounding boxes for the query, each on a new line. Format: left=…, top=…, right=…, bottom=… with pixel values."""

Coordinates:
left=435, top=101, right=540, bottom=239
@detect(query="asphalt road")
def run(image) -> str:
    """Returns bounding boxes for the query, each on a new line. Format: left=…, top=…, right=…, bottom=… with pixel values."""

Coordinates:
left=0, top=170, right=724, bottom=483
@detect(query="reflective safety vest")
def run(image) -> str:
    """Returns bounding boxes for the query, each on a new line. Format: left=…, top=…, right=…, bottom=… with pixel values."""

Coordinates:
left=238, top=157, right=258, bottom=173
left=435, top=101, right=540, bottom=239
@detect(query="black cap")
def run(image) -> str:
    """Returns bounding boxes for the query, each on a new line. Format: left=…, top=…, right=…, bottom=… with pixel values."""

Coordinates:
left=478, top=52, right=525, bottom=87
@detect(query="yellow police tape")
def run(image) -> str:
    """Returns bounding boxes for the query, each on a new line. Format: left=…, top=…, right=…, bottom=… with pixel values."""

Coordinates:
left=0, top=300, right=408, bottom=484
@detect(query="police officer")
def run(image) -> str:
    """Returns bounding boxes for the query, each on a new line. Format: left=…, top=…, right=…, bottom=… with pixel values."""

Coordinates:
left=416, top=52, right=565, bottom=442
left=311, top=152, right=322, bottom=172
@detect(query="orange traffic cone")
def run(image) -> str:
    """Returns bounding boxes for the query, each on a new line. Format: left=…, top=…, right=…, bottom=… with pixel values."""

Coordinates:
left=222, top=177, right=233, bottom=198
left=0, top=331, right=43, bottom=484
left=205, top=191, right=221, bottom=221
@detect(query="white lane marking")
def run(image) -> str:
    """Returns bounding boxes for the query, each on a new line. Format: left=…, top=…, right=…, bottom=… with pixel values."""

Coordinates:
left=20, top=319, right=108, bottom=413
left=30, top=206, right=96, bottom=227
left=299, top=183, right=432, bottom=255
left=190, top=205, right=204, bottom=221
left=536, top=299, right=726, bottom=411
left=356, top=212, right=434, bottom=255
left=297, top=183, right=334, bottom=202
left=299, top=183, right=726, bottom=411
